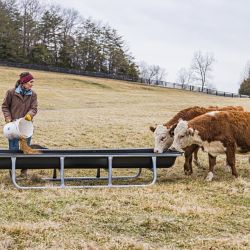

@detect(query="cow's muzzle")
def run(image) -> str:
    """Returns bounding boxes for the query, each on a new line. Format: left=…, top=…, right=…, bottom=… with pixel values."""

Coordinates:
left=169, top=145, right=184, bottom=153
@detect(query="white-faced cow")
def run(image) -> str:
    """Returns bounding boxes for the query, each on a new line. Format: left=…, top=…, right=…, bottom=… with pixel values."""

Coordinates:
left=170, top=111, right=250, bottom=181
left=150, top=106, right=244, bottom=175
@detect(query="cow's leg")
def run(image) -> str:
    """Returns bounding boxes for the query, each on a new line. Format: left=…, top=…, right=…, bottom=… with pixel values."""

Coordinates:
left=184, top=151, right=193, bottom=175
left=193, top=146, right=202, bottom=168
left=225, top=144, right=238, bottom=178
left=225, top=160, right=231, bottom=173
left=183, top=145, right=198, bottom=175
left=205, top=154, right=216, bottom=181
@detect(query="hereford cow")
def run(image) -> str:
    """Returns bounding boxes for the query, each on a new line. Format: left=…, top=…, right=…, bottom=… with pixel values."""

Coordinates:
left=170, top=111, right=250, bottom=181
left=150, top=106, right=244, bottom=175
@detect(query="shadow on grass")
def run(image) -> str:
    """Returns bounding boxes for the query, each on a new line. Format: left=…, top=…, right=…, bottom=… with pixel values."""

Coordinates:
left=69, top=78, right=112, bottom=89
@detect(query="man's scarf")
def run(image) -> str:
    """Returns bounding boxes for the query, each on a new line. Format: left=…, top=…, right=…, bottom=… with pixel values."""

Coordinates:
left=15, top=85, right=33, bottom=96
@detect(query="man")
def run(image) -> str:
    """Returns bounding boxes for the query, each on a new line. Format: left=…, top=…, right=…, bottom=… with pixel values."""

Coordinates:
left=2, top=72, right=38, bottom=177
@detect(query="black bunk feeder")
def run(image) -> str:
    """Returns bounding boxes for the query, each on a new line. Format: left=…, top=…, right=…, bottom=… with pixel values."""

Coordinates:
left=0, top=148, right=182, bottom=189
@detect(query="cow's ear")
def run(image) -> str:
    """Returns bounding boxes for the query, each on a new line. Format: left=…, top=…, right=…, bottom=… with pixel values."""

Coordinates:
left=169, top=124, right=177, bottom=137
left=150, top=126, right=156, bottom=132
left=187, top=128, right=194, bottom=136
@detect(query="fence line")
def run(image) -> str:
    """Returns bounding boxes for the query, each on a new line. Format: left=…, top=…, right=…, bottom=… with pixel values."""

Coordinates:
left=140, top=79, right=249, bottom=98
left=0, top=60, right=248, bottom=98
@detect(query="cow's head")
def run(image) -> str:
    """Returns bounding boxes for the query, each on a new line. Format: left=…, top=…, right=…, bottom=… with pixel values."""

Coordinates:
left=170, top=119, right=197, bottom=152
left=150, top=124, right=175, bottom=153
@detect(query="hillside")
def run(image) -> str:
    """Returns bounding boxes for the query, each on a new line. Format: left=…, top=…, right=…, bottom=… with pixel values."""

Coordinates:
left=0, top=66, right=249, bottom=249
left=1, top=66, right=250, bottom=149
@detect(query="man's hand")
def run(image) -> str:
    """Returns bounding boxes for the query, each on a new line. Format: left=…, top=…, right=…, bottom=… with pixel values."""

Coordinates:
left=24, top=114, right=32, bottom=121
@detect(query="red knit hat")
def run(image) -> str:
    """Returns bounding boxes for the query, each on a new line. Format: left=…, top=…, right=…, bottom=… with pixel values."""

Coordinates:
left=20, top=73, right=34, bottom=84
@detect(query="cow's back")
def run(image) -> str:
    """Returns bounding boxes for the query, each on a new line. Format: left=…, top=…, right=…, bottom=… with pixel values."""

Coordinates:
left=164, top=106, right=244, bottom=128
left=189, top=111, right=250, bottom=149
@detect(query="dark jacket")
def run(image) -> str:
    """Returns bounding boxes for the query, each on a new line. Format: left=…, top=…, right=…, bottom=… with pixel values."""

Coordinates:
left=2, top=88, right=38, bottom=122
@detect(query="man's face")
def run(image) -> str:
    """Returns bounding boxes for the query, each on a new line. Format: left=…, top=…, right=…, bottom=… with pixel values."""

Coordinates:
left=22, top=80, right=34, bottom=90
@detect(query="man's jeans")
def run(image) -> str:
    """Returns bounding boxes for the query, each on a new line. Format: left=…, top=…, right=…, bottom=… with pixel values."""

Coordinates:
left=8, top=137, right=32, bottom=176
left=8, top=137, right=32, bottom=150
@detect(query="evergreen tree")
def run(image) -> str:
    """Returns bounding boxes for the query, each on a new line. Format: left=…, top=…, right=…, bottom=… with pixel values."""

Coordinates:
left=0, top=0, right=139, bottom=78
left=39, top=7, right=63, bottom=65
left=0, top=0, right=22, bottom=60
left=239, top=78, right=250, bottom=95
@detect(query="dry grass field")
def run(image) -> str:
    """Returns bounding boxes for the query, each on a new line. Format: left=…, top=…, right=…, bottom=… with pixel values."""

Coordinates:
left=0, top=66, right=249, bottom=249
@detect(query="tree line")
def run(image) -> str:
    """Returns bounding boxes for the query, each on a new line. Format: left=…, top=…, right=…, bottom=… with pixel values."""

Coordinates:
left=1, top=0, right=248, bottom=94
left=0, top=0, right=139, bottom=78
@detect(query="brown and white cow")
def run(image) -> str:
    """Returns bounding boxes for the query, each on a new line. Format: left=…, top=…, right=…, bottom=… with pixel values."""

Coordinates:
left=150, top=106, right=244, bottom=175
left=170, top=111, right=250, bottom=181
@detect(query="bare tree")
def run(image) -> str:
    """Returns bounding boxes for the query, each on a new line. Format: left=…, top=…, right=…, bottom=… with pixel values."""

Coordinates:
left=149, top=65, right=167, bottom=83
left=176, top=67, right=193, bottom=85
left=61, top=8, right=80, bottom=39
left=19, top=0, right=42, bottom=56
left=191, top=51, right=215, bottom=91
left=241, top=60, right=250, bottom=80
left=138, top=61, right=148, bottom=78
left=138, top=61, right=167, bottom=84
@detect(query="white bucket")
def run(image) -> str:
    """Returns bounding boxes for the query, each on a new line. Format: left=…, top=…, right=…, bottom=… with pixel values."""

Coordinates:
left=3, top=118, right=34, bottom=139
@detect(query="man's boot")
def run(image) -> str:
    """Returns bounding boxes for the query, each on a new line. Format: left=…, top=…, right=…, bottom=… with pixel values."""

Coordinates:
left=20, top=169, right=28, bottom=178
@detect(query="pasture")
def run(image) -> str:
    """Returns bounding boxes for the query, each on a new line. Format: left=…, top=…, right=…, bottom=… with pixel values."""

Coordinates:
left=0, top=66, right=249, bottom=249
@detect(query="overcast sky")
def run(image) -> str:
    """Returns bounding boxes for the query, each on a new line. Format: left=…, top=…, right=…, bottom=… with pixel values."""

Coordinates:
left=53, top=0, right=250, bottom=93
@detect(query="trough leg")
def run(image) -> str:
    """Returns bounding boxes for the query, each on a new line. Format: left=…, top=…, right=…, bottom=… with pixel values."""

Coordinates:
left=151, top=156, right=157, bottom=185
left=96, top=168, right=101, bottom=178
left=53, top=168, right=57, bottom=179
left=11, top=157, right=18, bottom=188
left=60, top=157, right=65, bottom=188
left=108, top=156, right=113, bottom=186
left=10, top=157, right=32, bottom=189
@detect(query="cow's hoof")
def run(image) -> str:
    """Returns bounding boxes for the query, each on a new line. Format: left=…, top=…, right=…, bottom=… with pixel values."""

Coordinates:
left=205, top=172, right=214, bottom=181
left=225, top=165, right=231, bottom=173
left=184, top=170, right=193, bottom=175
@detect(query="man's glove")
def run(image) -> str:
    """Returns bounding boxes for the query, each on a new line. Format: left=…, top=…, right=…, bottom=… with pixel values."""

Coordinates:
left=24, top=114, right=32, bottom=121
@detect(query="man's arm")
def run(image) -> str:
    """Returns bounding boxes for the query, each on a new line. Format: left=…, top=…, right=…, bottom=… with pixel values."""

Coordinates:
left=27, top=92, right=38, bottom=118
left=2, top=90, right=12, bottom=122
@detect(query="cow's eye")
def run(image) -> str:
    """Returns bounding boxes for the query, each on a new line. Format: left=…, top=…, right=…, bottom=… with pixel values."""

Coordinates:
left=179, top=135, right=185, bottom=138
left=160, top=137, right=165, bottom=141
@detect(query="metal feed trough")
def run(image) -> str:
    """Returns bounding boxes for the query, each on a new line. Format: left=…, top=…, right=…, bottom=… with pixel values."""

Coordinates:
left=0, top=148, right=182, bottom=189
